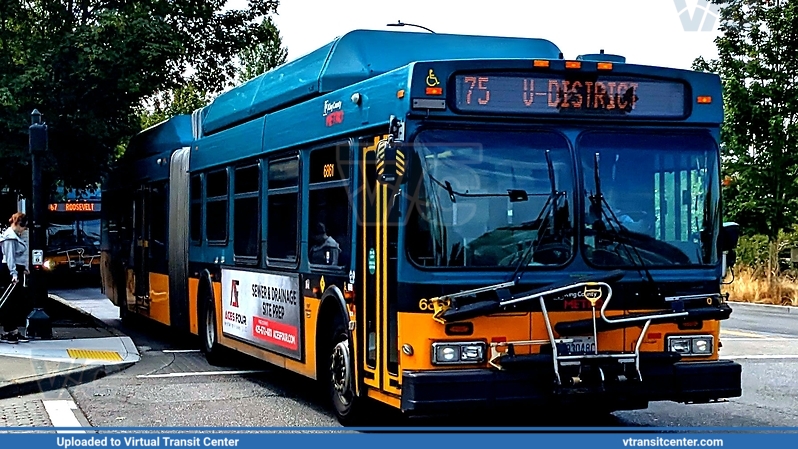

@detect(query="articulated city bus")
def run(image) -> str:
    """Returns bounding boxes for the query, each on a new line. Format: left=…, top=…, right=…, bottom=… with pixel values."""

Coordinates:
left=100, top=30, right=742, bottom=423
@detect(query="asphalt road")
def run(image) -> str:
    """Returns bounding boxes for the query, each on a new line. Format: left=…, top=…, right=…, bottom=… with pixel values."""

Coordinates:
left=43, top=289, right=798, bottom=428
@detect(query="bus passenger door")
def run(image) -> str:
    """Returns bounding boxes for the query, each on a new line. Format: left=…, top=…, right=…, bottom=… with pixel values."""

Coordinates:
left=132, top=185, right=150, bottom=314
left=360, top=135, right=401, bottom=397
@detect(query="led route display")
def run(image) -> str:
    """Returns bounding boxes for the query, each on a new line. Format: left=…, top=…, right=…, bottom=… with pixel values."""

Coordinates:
left=453, top=74, right=687, bottom=118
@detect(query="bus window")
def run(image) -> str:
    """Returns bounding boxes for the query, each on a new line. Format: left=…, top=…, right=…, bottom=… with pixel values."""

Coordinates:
left=308, top=187, right=350, bottom=268
left=579, top=132, right=720, bottom=267
left=267, top=156, right=299, bottom=262
left=406, top=130, right=574, bottom=268
left=234, top=164, right=260, bottom=260
left=206, top=169, right=228, bottom=243
left=149, top=181, right=168, bottom=272
left=190, top=175, right=202, bottom=243
left=308, top=145, right=351, bottom=268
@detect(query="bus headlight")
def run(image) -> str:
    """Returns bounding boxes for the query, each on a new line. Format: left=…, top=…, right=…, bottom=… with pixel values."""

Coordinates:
left=692, top=336, right=713, bottom=355
left=431, top=341, right=486, bottom=365
left=667, top=335, right=714, bottom=356
left=43, top=259, right=56, bottom=271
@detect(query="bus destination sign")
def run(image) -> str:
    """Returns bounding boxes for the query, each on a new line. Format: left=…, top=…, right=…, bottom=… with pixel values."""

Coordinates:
left=453, top=74, right=687, bottom=118
left=48, top=202, right=100, bottom=212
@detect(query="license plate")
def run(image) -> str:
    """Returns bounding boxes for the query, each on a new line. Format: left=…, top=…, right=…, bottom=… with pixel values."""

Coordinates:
left=556, top=336, right=596, bottom=355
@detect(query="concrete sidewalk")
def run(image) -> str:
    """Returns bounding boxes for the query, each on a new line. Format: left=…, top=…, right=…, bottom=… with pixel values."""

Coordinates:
left=0, top=293, right=139, bottom=399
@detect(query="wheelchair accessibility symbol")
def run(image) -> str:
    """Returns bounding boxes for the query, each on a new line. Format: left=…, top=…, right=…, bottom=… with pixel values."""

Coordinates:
left=426, top=69, right=440, bottom=87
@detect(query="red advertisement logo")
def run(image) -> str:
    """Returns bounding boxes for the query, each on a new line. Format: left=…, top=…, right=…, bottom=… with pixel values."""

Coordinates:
left=230, top=280, right=239, bottom=308
left=253, top=317, right=298, bottom=351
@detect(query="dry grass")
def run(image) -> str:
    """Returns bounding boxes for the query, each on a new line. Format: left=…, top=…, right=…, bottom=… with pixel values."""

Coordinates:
left=722, top=265, right=798, bottom=306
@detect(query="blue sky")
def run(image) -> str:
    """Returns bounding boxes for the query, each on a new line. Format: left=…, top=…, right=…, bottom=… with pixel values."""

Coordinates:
left=229, top=0, right=722, bottom=70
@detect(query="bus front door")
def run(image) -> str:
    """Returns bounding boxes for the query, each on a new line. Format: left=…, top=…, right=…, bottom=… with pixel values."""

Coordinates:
left=360, top=135, right=402, bottom=399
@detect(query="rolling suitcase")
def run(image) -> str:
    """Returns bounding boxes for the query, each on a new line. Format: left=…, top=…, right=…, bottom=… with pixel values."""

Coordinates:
left=0, top=281, right=17, bottom=312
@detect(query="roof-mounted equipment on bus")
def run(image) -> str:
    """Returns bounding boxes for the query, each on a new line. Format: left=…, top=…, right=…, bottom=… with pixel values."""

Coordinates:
left=576, top=49, right=627, bottom=63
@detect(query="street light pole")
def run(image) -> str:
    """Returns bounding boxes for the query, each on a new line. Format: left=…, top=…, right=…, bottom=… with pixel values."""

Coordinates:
left=26, top=109, right=52, bottom=339
left=386, top=20, right=436, bottom=33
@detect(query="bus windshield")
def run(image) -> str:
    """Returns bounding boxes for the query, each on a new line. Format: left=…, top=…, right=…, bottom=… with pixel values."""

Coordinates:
left=406, top=129, right=574, bottom=268
left=46, top=218, right=101, bottom=253
left=579, top=132, right=720, bottom=267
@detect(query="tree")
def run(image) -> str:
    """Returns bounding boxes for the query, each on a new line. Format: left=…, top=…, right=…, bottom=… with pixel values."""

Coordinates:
left=140, top=16, right=288, bottom=129
left=140, top=83, right=210, bottom=130
left=236, top=17, right=288, bottom=83
left=694, top=0, right=798, bottom=279
left=0, top=0, right=281, bottom=195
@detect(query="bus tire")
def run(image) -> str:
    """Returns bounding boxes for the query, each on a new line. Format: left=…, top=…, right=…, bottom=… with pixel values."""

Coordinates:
left=326, top=322, right=363, bottom=425
left=199, top=288, right=226, bottom=366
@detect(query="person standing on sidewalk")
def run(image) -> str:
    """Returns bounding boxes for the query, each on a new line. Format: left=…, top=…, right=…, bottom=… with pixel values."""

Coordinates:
left=0, top=212, right=30, bottom=343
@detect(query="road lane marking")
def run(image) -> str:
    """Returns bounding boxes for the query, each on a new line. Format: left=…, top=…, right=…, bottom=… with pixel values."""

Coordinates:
left=722, top=355, right=798, bottom=360
left=161, top=349, right=201, bottom=353
left=721, top=329, right=767, bottom=338
left=42, top=400, right=85, bottom=434
left=721, top=337, right=793, bottom=341
left=137, top=369, right=266, bottom=379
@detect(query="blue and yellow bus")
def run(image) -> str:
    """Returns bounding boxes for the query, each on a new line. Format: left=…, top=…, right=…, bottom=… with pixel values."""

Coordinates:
left=101, top=30, right=742, bottom=423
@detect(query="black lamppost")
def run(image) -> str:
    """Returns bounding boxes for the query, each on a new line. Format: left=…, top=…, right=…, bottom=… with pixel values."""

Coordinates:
left=386, top=20, right=436, bottom=33
left=26, top=109, right=52, bottom=339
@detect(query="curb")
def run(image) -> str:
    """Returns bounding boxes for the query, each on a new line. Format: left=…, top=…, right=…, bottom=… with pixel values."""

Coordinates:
left=0, top=294, right=137, bottom=400
left=47, top=293, right=118, bottom=331
left=0, top=361, right=135, bottom=400
left=729, top=300, right=796, bottom=313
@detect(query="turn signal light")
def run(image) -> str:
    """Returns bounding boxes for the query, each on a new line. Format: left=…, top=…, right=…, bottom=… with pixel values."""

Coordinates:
left=425, top=87, right=443, bottom=95
left=697, top=96, right=712, bottom=104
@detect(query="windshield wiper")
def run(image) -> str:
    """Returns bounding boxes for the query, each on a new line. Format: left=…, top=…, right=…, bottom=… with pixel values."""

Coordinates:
left=587, top=152, right=660, bottom=297
left=430, top=177, right=532, bottom=203
left=507, top=149, right=568, bottom=283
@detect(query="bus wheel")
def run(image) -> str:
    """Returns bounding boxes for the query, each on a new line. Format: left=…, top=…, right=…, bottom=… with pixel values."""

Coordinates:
left=200, top=295, right=226, bottom=366
left=327, top=324, right=362, bottom=424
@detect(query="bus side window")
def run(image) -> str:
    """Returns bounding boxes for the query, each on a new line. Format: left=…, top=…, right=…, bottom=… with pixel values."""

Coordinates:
left=267, top=156, right=299, bottom=262
left=234, top=163, right=260, bottom=262
left=206, top=169, right=228, bottom=243
left=308, top=144, right=351, bottom=269
left=190, top=174, right=203, bottom=244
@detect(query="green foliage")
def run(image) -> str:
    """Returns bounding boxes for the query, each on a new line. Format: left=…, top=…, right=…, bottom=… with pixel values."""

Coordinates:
left=140, top=83, right=210, bottom=131
left=236, top=17, right=288, bottom=83
left=0, top=0, right=281, bottom=194
left=736, top=234, right=771, bottom=268
left=138, top=16, right=288, bottom=147
left=693, top=0, right=798, bottom=241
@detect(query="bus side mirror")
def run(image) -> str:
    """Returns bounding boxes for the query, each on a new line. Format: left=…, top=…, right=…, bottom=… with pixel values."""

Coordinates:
left=376, top=116, right=406, bottom=185
left=720, top=222, right=739, bottom=277
left=720, top=222, right=740, bottom=252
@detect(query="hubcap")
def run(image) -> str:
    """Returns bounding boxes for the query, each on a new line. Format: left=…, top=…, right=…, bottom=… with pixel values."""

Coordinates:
left=331, top=340, right=351, bottom=406
left=205, top=305, right=215, bottom=349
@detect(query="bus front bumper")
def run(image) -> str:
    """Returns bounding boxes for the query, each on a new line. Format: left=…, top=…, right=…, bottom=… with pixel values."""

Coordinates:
left=400, top=359, right=742, bottom=414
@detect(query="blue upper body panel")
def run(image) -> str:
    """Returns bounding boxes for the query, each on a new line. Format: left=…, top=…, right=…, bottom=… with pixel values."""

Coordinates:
left=127, top=115, right=194, bottom=158
left=128, top=30, right=724, bottom=175
left=200, top=29, right=562, bottom=135
left=124, top=115, right=193, bottom=182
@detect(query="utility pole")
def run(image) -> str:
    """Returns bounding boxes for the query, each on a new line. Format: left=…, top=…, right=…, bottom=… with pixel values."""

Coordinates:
left=26, top=109, right=52, bottom=339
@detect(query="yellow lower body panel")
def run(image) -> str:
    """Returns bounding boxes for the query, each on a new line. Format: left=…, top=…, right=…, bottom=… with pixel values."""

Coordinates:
left=212, top=281, right=321, bottom=380
left=148, top=272, right=171, bottom=326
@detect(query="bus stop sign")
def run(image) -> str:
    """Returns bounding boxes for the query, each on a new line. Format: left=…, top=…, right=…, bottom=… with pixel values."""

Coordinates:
left=32, top=249, right=43, bottom=267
